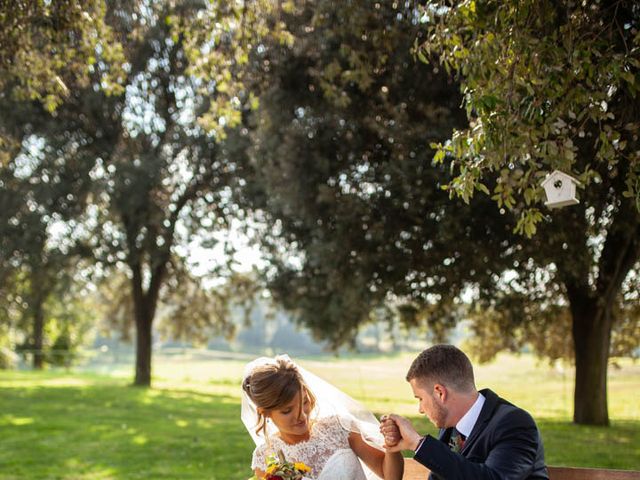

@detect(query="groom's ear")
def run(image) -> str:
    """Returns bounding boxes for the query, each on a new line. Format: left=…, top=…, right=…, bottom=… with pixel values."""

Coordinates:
left=433, top=383, right=447, bottom=402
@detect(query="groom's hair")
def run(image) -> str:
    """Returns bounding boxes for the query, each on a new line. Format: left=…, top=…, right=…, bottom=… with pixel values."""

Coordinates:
left=406, top=344, right=476, bottom=393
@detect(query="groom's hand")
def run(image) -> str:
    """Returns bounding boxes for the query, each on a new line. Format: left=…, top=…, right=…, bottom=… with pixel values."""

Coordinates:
left=380, top=415, right=401, bottom=447
left=383, top=414, right=423, bottom=453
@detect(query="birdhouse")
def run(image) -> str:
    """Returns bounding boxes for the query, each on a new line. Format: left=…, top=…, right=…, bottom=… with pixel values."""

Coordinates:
left=540, top=170, right=580, bottom=208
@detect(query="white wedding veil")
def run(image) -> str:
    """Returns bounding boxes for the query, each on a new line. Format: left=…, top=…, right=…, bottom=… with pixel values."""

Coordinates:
left=241, top=354, right=386, bottom=480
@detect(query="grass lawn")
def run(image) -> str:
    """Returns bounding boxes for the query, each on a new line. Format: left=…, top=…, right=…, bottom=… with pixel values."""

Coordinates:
left=0, top=352, right=638, bottom=479
left=1, top=372, right=250, bottom=479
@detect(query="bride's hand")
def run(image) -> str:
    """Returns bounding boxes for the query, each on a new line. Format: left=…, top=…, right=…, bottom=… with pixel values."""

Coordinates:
left=384, top=414, right=423, bottom=452
left=379, top=415, right=401, bottom=447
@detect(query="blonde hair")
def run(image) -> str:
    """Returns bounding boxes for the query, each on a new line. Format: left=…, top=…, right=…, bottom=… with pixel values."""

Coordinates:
left=242, top=357, right=317, bottom=438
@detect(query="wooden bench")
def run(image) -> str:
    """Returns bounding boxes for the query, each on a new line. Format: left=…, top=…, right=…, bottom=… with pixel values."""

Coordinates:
left=403, top=458, right=640, bottom=479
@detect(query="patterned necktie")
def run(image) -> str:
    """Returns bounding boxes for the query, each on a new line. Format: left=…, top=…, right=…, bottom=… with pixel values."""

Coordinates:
left=449, top=428, right=466, bottom=453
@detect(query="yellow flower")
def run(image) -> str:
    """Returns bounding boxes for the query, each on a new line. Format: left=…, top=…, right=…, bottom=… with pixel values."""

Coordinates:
left=266, top=464, right=278, bottom=475
left=294, top=462, right=311, bottom=473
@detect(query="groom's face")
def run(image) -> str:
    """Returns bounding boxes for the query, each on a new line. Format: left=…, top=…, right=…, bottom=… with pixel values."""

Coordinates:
left=409, top=378, right=448, bottom=428
left=269, top=389, right=313, bottom=438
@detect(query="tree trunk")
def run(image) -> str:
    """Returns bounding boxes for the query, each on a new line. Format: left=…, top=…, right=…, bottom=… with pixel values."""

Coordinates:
left=130, top=260, right=166, bottom=387
left=562, top=196, right=640, bottom=426
left=134, top=305, right=153, bottom=386
left=32, top=296, right=45, bottom=370
left=571, top=301, right=613, bottom=426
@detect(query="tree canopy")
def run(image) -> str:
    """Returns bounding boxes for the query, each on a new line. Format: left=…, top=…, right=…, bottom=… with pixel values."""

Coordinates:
left=0, top=0, right=124, bottom=164
left=1, top=0, right=272, bottom=385
left=241, top=0, right=640, bottom=426
left=1, top=0, right=638, bottom=424
left=242, top=0, right=474, bottom=346
left=411, top=0, right=640, bottom=425
left=419, top=0, right=640, bottom=235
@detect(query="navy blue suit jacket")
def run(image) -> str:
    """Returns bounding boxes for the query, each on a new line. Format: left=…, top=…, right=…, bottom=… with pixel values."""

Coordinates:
left=414, top=389, right=549, bottom=480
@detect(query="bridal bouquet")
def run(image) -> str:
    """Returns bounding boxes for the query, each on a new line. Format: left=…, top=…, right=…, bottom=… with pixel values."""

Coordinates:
left=250, top=450, right=312, bottom=480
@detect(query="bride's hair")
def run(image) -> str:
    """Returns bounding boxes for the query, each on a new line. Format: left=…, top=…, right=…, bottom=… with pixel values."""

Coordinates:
left=242, top=356, right=317, bottom=437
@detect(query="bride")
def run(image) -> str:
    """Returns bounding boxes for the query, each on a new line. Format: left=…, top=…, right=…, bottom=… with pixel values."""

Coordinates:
left=241, top=355, right=404, bottom=480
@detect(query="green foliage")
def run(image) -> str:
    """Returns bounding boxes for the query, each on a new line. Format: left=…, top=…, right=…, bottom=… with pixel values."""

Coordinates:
left=241, top=0, right=639, bottom=362
left=0, top=120, right=96, bottom=368
left=0, top=0, right=125, bottom=105
left=47, top=330, right=75, bottom=368
left=44, top=290, right=95, bottom=368
left=180, top=0, right=295, bottom=139
left=419, top=0, right=640, bottom=235
left=611, top=278, right=640, bottom=359
left=0, top=263, right=95, bottom=368
left=0, top=0, right=125, bottom=164
left=1, top=0, right=269, bottom=383
left=415, top=1, right=640, bottom=424
left=243, top=0, right=472, bottom=347
left=237, top=0, right=639, bottom=425
left=0, top=0, right=636, bottom=423
left=464, top=299, right=574, bottom=364
left=0, top=322, right=17, bottom=369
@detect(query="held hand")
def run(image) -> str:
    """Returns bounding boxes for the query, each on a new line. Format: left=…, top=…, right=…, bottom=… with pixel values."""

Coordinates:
left=383, top=414, right=423, bottom=453
left=379, top=415, right=401, bottom=447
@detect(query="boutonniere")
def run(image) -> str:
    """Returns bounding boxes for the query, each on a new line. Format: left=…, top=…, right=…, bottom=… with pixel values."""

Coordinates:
left=448, top=430, right=465, bottom=453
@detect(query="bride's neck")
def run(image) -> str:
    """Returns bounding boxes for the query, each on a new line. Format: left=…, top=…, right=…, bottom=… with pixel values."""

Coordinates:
left=278, top=431, right=311, bottom=445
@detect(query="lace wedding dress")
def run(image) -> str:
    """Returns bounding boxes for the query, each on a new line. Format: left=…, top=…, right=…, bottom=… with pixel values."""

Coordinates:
left=251, top=415, right=368, bottom=480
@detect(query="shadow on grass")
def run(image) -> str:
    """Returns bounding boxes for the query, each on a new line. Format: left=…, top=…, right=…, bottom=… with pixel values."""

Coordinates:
left=0, top=373, right=254, bottom=479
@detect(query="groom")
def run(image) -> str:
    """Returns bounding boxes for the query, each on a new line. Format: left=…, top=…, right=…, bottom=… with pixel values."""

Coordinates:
left=381, top=345, right=549, bottom=479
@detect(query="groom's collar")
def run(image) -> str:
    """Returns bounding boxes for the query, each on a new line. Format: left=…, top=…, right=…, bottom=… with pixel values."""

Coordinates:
left=455, top=392, right=485, bottom=438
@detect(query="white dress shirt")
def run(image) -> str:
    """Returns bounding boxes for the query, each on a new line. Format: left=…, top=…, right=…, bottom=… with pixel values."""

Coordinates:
left=455, top=391, right=486, bottom=438
left=414, top=391, right=486, bottom=453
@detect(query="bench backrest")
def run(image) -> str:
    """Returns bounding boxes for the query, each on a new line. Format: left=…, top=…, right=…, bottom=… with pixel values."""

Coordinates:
left=402, top=458, right=640, bottom=480
left=547, top=466, right=640, bottom=480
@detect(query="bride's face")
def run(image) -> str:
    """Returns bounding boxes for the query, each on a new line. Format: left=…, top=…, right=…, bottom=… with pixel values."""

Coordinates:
left=268, top=389, right=313, bottom=440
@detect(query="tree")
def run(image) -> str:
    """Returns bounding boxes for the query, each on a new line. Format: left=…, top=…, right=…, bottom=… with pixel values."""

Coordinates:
left=240, top=0, right=639, bottom=428
left=0, top=0, right=124, bottom=164
left=241, top=0, right=479, bottom=347
left=75, top=1, right=257, bottom=386
left=0, top=0, right=255, bottom=385
left=416, top=0, right=640, bottom=425
left=0, top=122, right=95, bottom=369
left=96, top=267, right=259, bottom=349
left=1, top=0, right=294, bottom=385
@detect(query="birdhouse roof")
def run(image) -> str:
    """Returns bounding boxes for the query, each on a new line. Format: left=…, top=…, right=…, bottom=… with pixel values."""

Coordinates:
left=541, top=170, right=581, bottom=188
